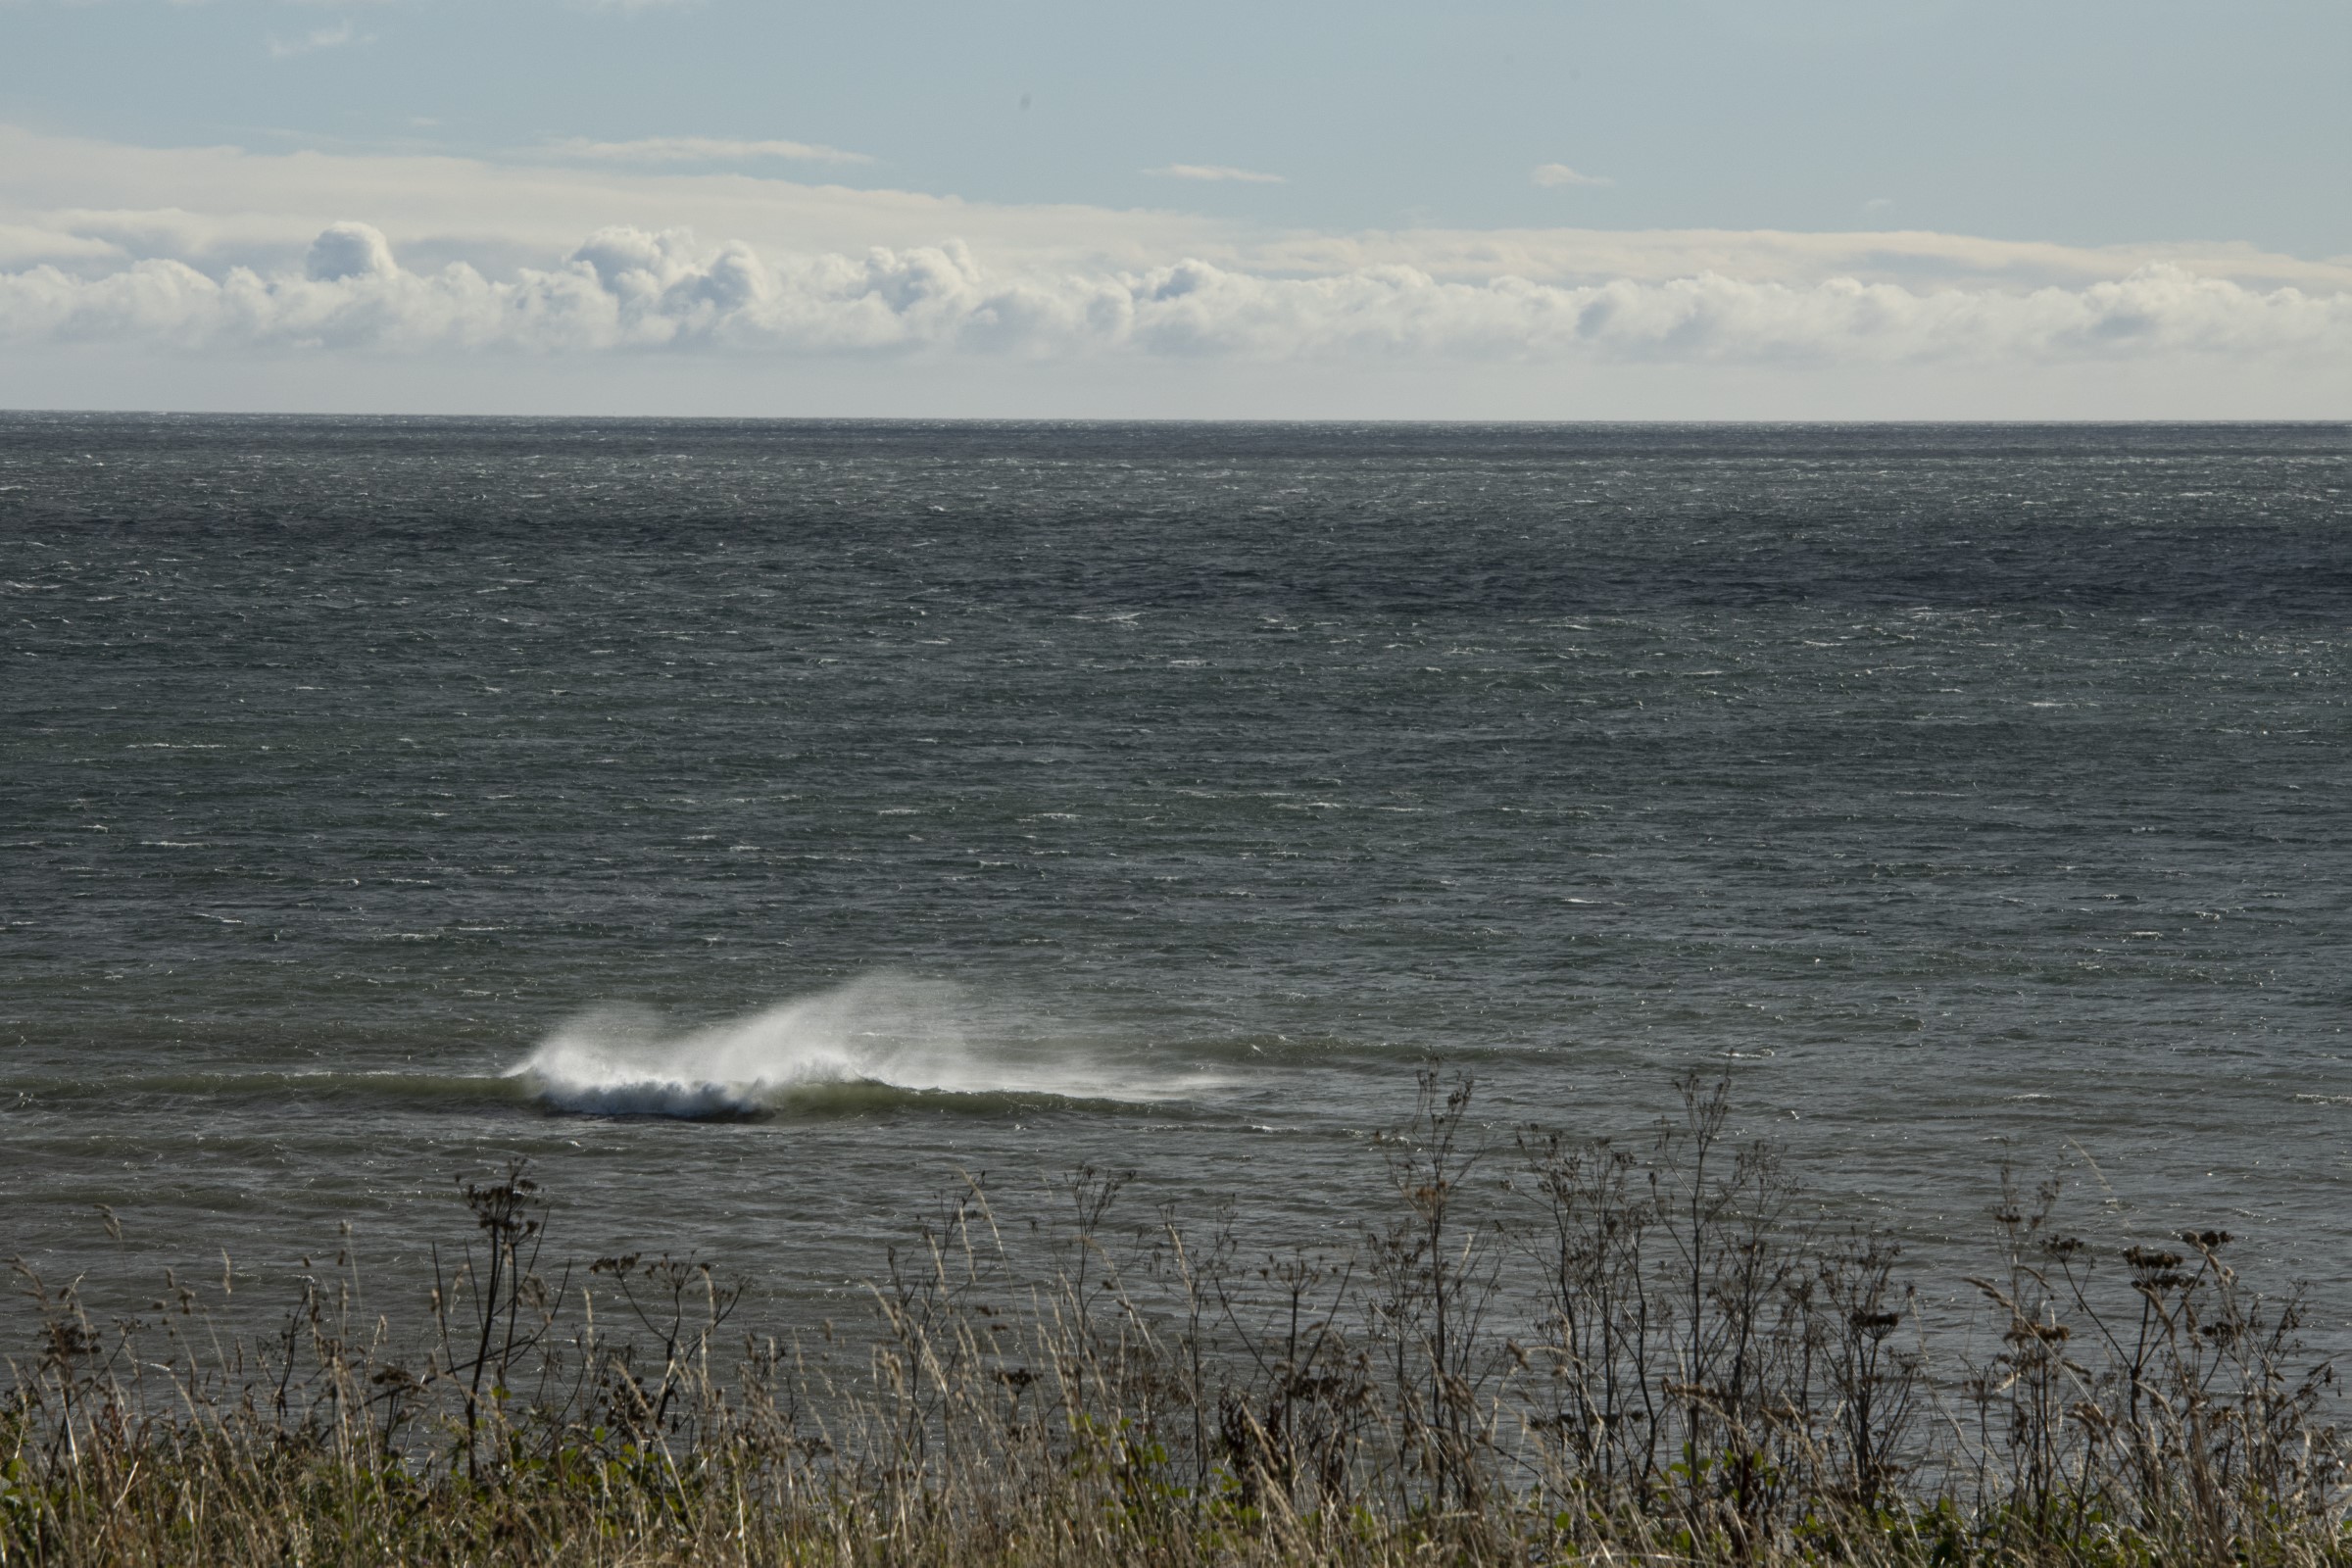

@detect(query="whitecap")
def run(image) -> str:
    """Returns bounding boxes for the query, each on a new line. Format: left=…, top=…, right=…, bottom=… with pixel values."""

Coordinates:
left=509, top=975, right=1221, bottom=1119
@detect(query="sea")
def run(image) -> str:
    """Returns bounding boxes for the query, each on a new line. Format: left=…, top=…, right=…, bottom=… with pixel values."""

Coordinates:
left=4, top=416, right=2349, bottom=1335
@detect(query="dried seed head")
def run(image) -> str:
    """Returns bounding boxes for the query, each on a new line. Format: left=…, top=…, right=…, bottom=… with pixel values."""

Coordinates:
left=2004, top=1318, right=2071, bottom=1345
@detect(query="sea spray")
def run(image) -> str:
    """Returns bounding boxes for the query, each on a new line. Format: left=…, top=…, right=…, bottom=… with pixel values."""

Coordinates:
left=508, top=975, right=1221, bottom=1116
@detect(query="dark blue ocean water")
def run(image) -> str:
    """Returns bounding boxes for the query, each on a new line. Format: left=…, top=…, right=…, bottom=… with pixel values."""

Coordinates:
left=4, top=416, right=2349, bottom=1323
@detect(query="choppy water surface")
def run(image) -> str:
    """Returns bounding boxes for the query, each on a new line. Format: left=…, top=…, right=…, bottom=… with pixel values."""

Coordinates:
left=4, top=417, right=2349, bottom=1325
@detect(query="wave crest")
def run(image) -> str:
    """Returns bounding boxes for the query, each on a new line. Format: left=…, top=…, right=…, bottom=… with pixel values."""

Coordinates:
left=508, top=976, right=1212, bottom=1119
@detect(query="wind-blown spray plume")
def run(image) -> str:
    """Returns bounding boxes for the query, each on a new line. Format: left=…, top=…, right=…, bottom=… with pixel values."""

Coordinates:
left=507, top=975, right=1216, bottom=1117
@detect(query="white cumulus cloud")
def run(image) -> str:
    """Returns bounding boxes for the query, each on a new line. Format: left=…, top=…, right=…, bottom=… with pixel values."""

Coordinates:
left=305, top=220, right=399, bottom=280
left=2, top=221, right=2346, bottom=369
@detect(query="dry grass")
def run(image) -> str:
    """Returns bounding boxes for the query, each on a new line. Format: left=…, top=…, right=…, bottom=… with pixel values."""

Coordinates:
left=4, top=1070, right=2345, bottom=1566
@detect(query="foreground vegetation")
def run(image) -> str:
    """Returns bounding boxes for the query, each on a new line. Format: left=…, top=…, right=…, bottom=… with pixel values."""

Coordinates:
left=5, top=1072, right=2344, bottom=1565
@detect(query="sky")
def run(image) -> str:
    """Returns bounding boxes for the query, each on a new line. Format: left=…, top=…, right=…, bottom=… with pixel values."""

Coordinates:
left=1, top=0, right=2347, bottom=417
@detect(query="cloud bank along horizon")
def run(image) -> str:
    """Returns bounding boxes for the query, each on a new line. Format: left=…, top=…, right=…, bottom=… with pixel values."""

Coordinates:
left=0, top=120, right=2346, bottom=416
left=8, top=220, right=2347, bottom=370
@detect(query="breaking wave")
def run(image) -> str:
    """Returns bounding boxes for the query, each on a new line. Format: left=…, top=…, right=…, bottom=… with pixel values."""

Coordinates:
left=507, top=975, right=1216, bottom=1119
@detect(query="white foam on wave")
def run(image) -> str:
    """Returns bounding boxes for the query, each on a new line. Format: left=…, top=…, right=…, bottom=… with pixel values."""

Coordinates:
left=509, top=974, right=1219, bottom=1118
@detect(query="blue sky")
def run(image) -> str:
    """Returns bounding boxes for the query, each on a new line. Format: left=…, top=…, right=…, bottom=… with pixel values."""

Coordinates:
left=1, top=0, right=2346, bottom=416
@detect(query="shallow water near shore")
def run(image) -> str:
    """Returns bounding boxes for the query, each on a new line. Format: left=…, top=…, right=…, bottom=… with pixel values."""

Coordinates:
left=4, top=416, right=2349, bottom=1336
